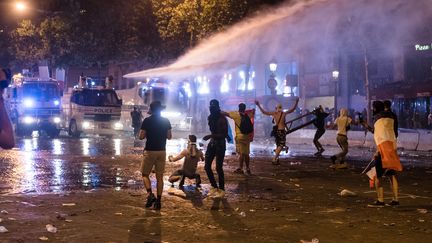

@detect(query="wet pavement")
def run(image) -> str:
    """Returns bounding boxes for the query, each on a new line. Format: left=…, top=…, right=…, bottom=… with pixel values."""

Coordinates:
left=0, top=134, right=430, bottom=195
left=0, top=134, right=431, bottom=242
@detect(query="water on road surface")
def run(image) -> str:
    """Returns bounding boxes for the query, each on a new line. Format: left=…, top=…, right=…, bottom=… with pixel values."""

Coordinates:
left=0, top=135, right=430, bottom=195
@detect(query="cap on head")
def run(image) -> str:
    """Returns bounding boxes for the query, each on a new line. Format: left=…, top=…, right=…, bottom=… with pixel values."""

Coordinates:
left=149, top=100, right=165, bottom=114
left=209, top=99, right=220, bottom=108
left=188, top=135, right=197, bottom=143
left=238, top=103, right=246, bottom=112
left=276, top=104, right=282, bottom=110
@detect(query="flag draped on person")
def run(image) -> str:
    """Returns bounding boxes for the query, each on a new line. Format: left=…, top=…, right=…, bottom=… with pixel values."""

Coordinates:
left=373, top=117, right=402, bottom=171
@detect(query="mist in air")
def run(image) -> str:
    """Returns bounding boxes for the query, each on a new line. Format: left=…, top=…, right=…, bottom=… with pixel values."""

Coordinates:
left=125, top=0, right=432, bottom=79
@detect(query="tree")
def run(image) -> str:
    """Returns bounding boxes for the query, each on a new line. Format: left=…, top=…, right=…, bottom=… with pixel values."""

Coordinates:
left=9, top=20, right=44, bottom=68
left=151, top=0, right=248, bottom=52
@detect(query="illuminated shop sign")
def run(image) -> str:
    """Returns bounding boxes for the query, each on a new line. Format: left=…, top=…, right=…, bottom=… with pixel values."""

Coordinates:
left=414, top=44, right=432, bottom=51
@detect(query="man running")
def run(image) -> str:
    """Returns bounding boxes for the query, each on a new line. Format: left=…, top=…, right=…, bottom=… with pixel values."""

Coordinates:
left=312, top=105, right=329, bottom=156
left=255, top=97, right=299, bottom=164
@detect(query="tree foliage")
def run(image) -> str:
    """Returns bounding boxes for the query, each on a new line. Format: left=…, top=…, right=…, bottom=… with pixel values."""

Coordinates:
left=151, top=0, right=248, bottom=51
left=6, top=0, right=284, bottom=70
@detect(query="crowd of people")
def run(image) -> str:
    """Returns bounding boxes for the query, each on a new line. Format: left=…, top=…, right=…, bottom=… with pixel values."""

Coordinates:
left=135, top=95, right=404, bottom=210
left=0, top=65, right=410, bottom=210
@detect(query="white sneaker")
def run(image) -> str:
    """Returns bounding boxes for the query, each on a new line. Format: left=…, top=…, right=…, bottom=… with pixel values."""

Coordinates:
left=213, top=190, right=225, bottom=198
left=208, top=187, right=218, bottom=197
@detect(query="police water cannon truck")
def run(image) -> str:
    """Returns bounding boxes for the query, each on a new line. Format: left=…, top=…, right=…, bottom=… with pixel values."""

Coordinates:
left=5, top=74, right=63, bottom=137
left=64, top=76, right=123, bottom=137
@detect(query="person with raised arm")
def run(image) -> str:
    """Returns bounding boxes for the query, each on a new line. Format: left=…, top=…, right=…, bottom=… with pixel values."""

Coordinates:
left=255, top=97, right=299, bottom=164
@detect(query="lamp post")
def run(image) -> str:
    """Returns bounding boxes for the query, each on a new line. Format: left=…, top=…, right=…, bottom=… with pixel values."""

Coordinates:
left=332, top=70, right=340, bottom=117
left=267, top=62, right=278, bottom=95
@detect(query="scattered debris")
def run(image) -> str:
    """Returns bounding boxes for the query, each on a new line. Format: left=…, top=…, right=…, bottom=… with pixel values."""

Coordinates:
left=207, top=225, right=217, bottom=229
left=239, top=212, right=246, bottom=217
left=290, top=162, right=302, bottom=165
left=339, top=189, right=357, bottom=197
left=419, top=219, right=425, bottom=223
left=128, top=180, right=136, bottom=185
left=20, top=201, right=37, bottom=207
left=417, top=209, right=428, bottom=214
left=8, top=218, right=16, bottom=221
left=56, top=214, right=68, bottom=220
left=300, top=238, right=319, bottom=243
left=115, top=212, right=123, bottom=216
left=0, top=226, right=8, bottom=233
left=62, top=203, right=76, bottom=207
left=0, top=210, right=8, bottom=214
left=65, top=219, right=73, bottom=223
left=39, top=236, right=49, bottom=241
left=46, top=224, right=57, bottom=233
left=286, top=218, right=300, bottom=222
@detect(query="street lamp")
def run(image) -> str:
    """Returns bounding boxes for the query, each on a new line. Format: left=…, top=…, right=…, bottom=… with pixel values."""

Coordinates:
left=332, top=70, right=340, bottom=117
left=15, top=1, right=28, bottom=13
left=269, top=62, right=278, bottom=73
left=267, top=62, right=278, bottom=95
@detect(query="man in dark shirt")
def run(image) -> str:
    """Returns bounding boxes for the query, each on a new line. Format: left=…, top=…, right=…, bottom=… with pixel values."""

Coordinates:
left=312, top=105, right=329, bottom=156
left=131, top=107, right=143, bottom=137
left=203, top=99, right=228, bottom=199
left=139, top=101, right=172, bottom=210
left=383, top=100, right=398, bottom=138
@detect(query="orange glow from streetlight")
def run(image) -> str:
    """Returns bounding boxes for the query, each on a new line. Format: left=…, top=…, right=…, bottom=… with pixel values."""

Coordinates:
left=15, top=1, right=28, bottom=12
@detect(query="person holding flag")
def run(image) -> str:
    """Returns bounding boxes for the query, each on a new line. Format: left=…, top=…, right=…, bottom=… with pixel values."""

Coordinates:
left=362, top=101, right=402, bottom=207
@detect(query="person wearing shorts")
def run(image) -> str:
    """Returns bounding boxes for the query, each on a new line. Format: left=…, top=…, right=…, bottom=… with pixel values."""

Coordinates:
left=139, top=101, right=172, bottom=210
left=255, top=97, right=299, bottom=165
left=223, top=103, right=255, bottom=175
left=362, top=101, right=402, bottom=207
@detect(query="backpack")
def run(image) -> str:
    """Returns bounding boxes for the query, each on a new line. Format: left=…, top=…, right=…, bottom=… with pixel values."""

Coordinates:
left=238, top=113, right=254, bottom=134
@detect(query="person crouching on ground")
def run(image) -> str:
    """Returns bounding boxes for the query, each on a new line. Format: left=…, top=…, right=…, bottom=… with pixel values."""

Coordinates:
left=222, top=103, right=255, bottom=175
left=203, top=99, right=229, bottom=199
left=312, top=105, right=329, bottom=156
left=330, top=108, right=352, bottom=169
left=255, top=97, right=299, bottom=165
left=362, top=101, right=402, bottom=207
left=168, top=135, right=204, bottom=189
left=139, top=101, right=172, bottom=210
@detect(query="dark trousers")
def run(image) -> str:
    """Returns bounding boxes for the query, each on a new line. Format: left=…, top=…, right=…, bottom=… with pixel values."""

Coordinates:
left=133, top=125, right=140, bottom=137
left=313, top=129, right=325, bottom=151
left=204, top=141, right=226, bottom=190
